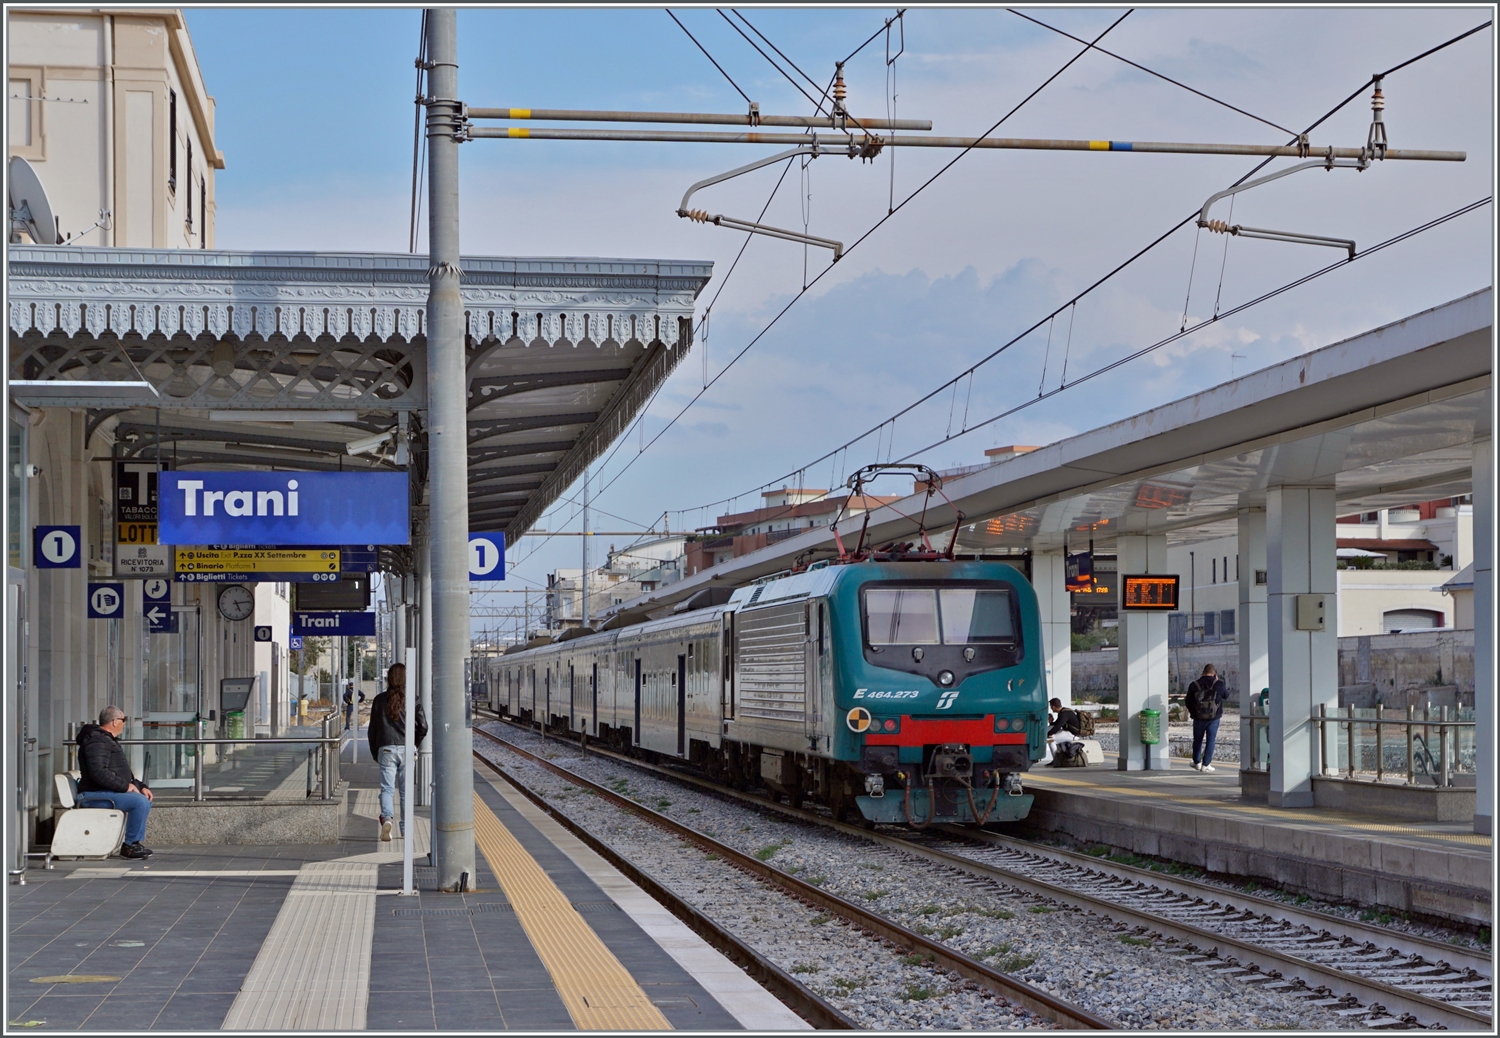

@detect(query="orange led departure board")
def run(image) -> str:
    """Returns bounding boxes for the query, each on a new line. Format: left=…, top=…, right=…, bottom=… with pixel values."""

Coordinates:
left=1120, top=574, right=1179, bottom=610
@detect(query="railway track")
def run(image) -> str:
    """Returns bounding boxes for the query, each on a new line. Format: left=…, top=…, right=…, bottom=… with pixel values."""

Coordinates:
left=474, top=727, right=1114, bottom=1030
left=480, top=716, right=1492, bottom=1031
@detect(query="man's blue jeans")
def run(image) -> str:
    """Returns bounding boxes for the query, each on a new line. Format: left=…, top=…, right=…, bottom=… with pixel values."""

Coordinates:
left=1192, top=718, right=1221, bottom=767
left=76, top=790, right=151, bottom=845
left=378, top=746, right=407, bottom=825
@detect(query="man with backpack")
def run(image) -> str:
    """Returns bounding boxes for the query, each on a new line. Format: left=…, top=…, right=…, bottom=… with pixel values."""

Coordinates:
left=1185, top=664, right=1228, bottom=772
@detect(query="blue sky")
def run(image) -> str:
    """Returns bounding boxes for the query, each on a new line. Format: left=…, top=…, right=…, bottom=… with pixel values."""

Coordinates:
left=183, top=7, right=1494, bottom=626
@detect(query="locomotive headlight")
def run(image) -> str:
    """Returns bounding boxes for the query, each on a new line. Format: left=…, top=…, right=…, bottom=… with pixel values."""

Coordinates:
left=937, top=670, right=955, bottom=686
left=1013, top=717, right=1026, bottom=731
left=911, top=647, right=924, bottom=661
left=995, top=717, right=1010, bottom=731
left=963, top=647, right=976, bottom=662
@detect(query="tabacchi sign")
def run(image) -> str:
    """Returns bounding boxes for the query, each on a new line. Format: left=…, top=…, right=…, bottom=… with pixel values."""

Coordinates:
left=158, top=472, right=410, bottom=546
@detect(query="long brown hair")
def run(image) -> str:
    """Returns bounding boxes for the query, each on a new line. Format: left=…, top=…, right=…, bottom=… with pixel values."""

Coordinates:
left=385, top=663, right=407, bottom=723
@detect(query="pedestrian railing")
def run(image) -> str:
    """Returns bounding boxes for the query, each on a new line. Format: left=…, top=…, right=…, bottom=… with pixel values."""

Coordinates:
left=1241, top=704, right=1474, bottom=787
left=68, top=716, right=342, bottom=802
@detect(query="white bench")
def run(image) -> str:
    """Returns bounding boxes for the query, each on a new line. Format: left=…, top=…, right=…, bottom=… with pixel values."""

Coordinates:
left=45, top=772, right=127, bottom=868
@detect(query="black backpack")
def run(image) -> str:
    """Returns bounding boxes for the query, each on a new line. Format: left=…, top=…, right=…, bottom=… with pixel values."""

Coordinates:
left=1050, top=742, right=1088, bottom=767
left=1188, top=679, right=1220, bottom=721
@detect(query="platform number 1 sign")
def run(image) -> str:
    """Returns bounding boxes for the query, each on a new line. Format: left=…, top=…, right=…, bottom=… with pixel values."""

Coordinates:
left=468, top=532, right=505, bottom=581
left=34, top=526, right=81, bottom=568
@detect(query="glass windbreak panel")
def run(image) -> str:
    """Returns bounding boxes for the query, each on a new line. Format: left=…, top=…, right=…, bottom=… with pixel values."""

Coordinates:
left=864, top=588, right=940, bottom=645
left=142, top=607, right=200, bottom=786
left=938, top=589, right=1015, bottom=644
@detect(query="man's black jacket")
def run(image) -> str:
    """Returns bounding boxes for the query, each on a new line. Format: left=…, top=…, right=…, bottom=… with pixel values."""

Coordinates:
left=367, top=691, right=428, bottom=757
left=76, top=723, right=147, bottom=794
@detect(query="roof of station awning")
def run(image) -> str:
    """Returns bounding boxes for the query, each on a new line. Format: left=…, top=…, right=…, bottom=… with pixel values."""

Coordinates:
left=603, top=288, right=1491, bottom=621
left=7, top=247, right=711, bottom=541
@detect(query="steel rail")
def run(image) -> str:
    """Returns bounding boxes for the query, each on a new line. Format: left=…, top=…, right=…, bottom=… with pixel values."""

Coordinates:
left=471, top=751, right=856, bottom=1029
left=473, top=727, right=1115, bottom=1030
left=468, top=126, right=1466, bottom=161
left=479, top=717, right=1490, bottom=1030
left=944, top=828, right=1494, bottom=978
left=467, top=106, right=932, bottom=130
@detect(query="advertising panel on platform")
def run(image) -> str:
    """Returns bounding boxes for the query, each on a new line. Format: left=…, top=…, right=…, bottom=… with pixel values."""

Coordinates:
left=158, top=472, right=409, bottom=546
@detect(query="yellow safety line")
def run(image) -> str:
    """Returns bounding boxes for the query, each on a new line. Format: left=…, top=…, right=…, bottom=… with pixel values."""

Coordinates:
left=471, top=792, right=672, bottom=1031
left=1027, top=772, right=1492, bottom=846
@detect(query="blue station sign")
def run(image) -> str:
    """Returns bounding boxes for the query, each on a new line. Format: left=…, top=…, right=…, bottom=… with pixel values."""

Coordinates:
left=292, top=611, right=376, bottom=637
left=469, top=532, right=505, bottom=581
left=158, top=472, right=409, bottom=547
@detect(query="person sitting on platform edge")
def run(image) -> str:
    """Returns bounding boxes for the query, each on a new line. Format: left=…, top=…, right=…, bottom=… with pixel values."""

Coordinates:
left=1185, top=664, right=1229, bottom=772
left=75, top=706, right=154, bottom=860
left=368, top=663, right=427, bottom=842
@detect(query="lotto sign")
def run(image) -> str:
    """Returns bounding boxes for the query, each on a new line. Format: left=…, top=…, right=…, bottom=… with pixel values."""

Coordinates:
left=116, top=461, right=168, bottom=545
left=34, top=526, right=81, bottom=568
left=115, top=543, right=171, bottom=579
left=87, top=582, right=126, bottom=619
left=468, top=532, right=505, bottom=581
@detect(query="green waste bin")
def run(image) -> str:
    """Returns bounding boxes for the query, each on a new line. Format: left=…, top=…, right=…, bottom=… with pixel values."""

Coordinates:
left=1140, top=708, right=1162, bottom=746
left=226, top=710, right=245, bottom=740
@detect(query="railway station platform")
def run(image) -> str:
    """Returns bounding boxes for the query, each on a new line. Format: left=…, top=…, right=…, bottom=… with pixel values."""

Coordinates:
left=1017, top=754, right=1491, bottom=930
left=6, top=756, right=804, bottom=1031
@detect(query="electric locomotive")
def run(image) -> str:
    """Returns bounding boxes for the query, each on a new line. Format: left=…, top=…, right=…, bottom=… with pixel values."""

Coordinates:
left=487, top=556, right=1047, bottom=826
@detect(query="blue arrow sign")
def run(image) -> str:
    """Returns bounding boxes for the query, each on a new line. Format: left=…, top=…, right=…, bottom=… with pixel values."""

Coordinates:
left=145, top=602, right=175, bottom=633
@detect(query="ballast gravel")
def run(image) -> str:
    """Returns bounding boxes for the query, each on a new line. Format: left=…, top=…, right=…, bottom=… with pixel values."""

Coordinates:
left=476, top=725, right=1358, bottom=1030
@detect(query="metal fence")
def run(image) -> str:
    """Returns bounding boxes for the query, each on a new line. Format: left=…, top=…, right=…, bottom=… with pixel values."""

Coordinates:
left=68, top=716, right=341, bottom=802
left=1242, top=701, right=1474, bottom=786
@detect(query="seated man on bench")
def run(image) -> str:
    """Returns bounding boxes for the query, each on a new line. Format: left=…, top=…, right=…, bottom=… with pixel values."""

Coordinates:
left=75, top=706, right=154, bottom=860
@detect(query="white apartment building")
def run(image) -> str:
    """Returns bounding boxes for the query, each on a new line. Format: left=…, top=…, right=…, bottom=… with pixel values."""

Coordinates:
left=9, top=8, right=221, bottom=247
left=547, top=535, right=688, bottom=628
left=1167, top=500, right=1473, bottom=641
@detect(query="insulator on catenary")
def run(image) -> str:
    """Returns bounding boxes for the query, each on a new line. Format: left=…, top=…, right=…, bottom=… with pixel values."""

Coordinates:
left=679, top=209, right=711, bottom=223
left=1201, top=219, right=1234, bottom=234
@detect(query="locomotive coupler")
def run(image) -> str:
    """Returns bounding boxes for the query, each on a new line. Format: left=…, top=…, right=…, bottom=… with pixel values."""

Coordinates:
left=929, top=743, right=973, bottom=780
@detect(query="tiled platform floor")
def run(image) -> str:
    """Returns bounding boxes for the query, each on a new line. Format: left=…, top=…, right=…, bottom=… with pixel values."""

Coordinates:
left=7, top=752, right=792, bottom=1031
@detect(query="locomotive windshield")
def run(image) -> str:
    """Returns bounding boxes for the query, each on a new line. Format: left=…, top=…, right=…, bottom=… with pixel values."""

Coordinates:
left=864, top=587, right=1017, bottom=646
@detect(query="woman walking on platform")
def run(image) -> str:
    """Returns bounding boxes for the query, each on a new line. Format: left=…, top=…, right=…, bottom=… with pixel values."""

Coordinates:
left=368, top=663, right=428, bottom=842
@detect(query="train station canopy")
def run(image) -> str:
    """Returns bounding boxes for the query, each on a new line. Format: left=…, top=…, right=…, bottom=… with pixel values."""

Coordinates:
left=8, top=247, right=711, bottom=540
left=607, top=287, right=1491, bottom=619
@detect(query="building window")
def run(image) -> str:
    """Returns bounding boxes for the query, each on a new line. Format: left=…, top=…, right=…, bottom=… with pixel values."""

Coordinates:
left=200, top=177, right=207, bottom=248
left=186, top=139, right=193, bottom=229
left=1212, top=558, right=1217, bottom=584
left=1220, top=609, right=1236, bottom=638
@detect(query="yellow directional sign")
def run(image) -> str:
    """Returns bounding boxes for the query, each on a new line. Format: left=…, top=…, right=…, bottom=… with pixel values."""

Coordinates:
left=174, top=548, right=341, bottom=574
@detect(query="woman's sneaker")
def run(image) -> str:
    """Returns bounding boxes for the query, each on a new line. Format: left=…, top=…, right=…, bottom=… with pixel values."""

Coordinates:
left=380, top=819, right=392, bottom=842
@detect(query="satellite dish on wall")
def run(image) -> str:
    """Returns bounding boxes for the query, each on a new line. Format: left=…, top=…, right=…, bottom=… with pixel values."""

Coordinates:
left=9, top=156, right=59, bottom=244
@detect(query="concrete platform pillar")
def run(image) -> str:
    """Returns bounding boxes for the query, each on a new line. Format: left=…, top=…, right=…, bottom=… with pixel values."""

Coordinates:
left=1237, top=505, right=1268, bottom=768
left=1117, top=533, right=1170, bottom=770
left=1032, top=548, right=1072, bottom=707
left=1473, top=433, right=1492, bottom=835
left=1267, top=485, right=1338, bottom=808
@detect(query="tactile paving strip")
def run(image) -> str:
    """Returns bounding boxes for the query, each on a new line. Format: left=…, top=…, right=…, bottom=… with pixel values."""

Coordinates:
left=471, top=791, right=672, bottom=1031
